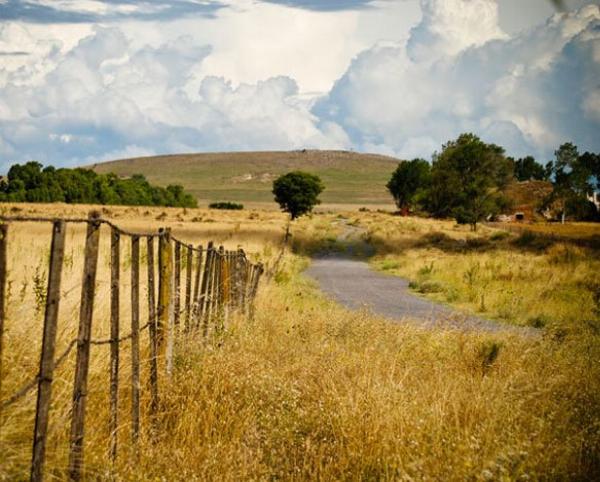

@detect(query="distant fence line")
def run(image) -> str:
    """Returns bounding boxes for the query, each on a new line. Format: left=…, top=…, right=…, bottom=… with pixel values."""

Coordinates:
left=0, top=211, right=264, bottom=481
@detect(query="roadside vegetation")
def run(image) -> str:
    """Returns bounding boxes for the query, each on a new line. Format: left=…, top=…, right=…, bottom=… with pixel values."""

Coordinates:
left=357, top=212, right=600, bottom=332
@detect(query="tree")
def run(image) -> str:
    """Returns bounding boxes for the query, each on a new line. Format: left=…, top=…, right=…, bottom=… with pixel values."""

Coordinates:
left=579, top=151, right=600, bottom=191
left=0, top=161, right=198, bottom=208
left=386, top=159, right=431, bottom=213
left=514, top=156, right=547, bottom=181
left=272, top=171, right=324, bottom=220
left=426, top=133, right=512, bottom=230
left=545, top=143, right=594, bottom=223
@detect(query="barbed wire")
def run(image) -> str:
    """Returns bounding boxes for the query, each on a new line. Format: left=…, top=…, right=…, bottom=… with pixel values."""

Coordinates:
left=0, top=321, right=155, bottom=409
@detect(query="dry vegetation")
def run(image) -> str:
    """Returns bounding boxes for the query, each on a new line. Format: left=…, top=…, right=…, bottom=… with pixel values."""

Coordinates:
left=1, top=203, right=599, bottom=480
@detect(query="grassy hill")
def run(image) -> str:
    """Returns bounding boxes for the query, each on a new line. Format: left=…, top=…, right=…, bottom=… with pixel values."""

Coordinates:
left=90, top=150, right=401, bottom=207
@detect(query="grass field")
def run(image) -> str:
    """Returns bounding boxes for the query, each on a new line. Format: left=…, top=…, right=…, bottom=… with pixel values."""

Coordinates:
left=90, top=150, right=400, bottom=208
left=1, top=203, right=599, bottom=480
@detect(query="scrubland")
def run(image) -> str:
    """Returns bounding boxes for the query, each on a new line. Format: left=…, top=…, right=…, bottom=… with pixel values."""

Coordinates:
left=1, top=203, right=599, bottom=480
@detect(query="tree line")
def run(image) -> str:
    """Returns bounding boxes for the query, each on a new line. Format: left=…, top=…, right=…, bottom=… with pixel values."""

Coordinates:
left=387, top=134, right=600, bottom=229
left=0, top=161, right=197, bottom=208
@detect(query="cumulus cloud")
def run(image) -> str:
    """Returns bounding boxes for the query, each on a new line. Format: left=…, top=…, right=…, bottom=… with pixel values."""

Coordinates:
left=0, top=24, right=348, bottom=169
left=318, top=1, right=600, bottom=160
left=0, top=0, right=599, bottom=169
left=407, top=0, right=507, bottom=62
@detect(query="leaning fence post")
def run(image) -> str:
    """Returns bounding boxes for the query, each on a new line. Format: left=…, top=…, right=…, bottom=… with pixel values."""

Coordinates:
left=158, top=228, right=174, bottom=376
left=0, top=224, right=7, bottom=420
left=184, top=245, right=193, bottom=332
left=109, top=227, right=120, bottom=464
left=31, top=220, right=66, bottom=482
left=236, top=249, right=245, bottom=311
left=249, top=263, right=264, bottom=320
left=200, top=242, right=213, bottom=336
left=192, top=246, right=203, bottom=328
left=146, top=236, right=159, bottom=416
left=130, top=236, right=140, bottom=445
left=68, top=212, right=101, bottom=481
left=174, top=241, right=181, bottom=338
left=216, top=247, right=225, bottom=326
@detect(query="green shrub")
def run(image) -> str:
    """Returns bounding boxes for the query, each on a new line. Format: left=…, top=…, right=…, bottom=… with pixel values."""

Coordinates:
left=527, top=315, right=550, bottom=328
left=512, top=230, right=553, bottom=250
left=413, top=280, right=445, bottom=294
left=490, top=231, right=510, bottom=241
left=209, top=201, right=244, bottom=210
left=380, top=259, right=401, bottom=271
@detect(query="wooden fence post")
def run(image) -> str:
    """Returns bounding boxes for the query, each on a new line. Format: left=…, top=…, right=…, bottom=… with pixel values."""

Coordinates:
left=68, top=212, right=101, bottom=481
left=184, top=245, right=193, bottom=332
left=0, top=224, right=7, bottom=420
left=236, top=250, right=245, bottom=312
left=174, top=241, right=181, bottom=337
left=109, top=227, right=120, bottom=464
left=199, top=242, right=213, bottom=336
left=249, top=263, right=264, bottom=320
left=146, top=236, right=159, bottom=416
left=217, top=247, right=225, bottom=324
left=158, top=228, right=173, bottom=376
left=30, top=220, right=66, bottom=482
left=130, top=236, right=140, bottom=445
left=191, top=246, right=203, bottom=328
left=245, top=265, right=255, bottom=316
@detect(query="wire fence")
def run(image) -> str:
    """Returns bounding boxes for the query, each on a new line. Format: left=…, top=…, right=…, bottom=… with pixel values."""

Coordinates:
left=0, top=211, right=264, bottom=481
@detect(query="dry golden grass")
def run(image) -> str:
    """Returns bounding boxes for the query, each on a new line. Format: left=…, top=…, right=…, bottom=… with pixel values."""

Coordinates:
left=359, top=212, right=600, bottom=331
left=494, top=220, right=600, bottom=240
left=1, top=204, right=599, bottom=480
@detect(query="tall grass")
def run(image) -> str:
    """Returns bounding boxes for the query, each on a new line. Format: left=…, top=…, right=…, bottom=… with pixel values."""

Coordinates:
left=1, top=205, right=599, bottom=480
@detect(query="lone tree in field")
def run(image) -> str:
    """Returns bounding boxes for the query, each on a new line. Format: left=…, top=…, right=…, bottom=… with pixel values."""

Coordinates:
left=386, top=158, right=431, bottom=213
left=273, top=171, right=324, bottom=219
left=427, top=133, right=512, bottom=231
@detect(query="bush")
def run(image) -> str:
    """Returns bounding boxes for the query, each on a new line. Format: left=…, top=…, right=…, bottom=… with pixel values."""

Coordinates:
left=512, top=230, right=553, bottom=250
left=490, top=231, right=510, bottom=241
left=209, top=201, right=244, bottom=210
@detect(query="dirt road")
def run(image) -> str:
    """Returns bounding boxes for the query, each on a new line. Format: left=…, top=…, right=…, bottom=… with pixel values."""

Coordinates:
left=305, top=222, right=527, bottom=333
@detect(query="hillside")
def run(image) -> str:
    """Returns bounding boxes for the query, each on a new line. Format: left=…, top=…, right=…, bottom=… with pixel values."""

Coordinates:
left=91, top=150, right=401, bottom=207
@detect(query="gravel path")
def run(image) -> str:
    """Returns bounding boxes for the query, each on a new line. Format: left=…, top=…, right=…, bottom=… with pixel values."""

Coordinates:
left=305, top=222, right=530, bottom=333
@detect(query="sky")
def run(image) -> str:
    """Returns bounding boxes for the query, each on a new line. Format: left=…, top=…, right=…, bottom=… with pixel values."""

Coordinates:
left=0, top=0, right=598, bottom=170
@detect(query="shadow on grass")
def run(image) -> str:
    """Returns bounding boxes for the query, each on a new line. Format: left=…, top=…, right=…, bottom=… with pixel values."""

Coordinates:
left=291, top=232, right=376, bottom=259
left=369, top=229, right=600, bottom=256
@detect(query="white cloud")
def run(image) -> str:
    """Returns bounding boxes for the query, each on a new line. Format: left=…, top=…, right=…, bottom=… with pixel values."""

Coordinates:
left=318, top=1, right=600, bottom=160
left=0, top=24, right=348, bottom=165
left=0, top=0, right=598, bottom=169
left=407, top=0, right=507, bottom=62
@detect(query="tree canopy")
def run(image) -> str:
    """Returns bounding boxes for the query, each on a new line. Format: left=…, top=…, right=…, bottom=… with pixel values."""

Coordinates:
left=386, top=159, right=431, bottom=212
left=425, top=133, right=512, bottom=230
left=272, top=171, right=324, bottom=219
left=544, top=143, right=599, bottom=222
left=513, top=156, right=549, bottom=182
left=0, top=161, right=197, bottom=208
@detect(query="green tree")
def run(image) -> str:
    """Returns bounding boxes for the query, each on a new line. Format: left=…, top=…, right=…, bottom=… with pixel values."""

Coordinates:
left=0, top=162, right=198, bottom=208
left=386, top=159, right=431, bottom=212
left=427, top=133, right=512, bottom=230
left=514, top=156, right=547, bottom=181
left=272, top=171, right=324, bottom=220
left=546, top=143, right=595, bottom=223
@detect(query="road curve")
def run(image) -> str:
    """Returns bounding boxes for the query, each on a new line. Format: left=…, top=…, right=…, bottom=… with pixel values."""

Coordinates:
left=304, top=221, right=530, bottom=333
